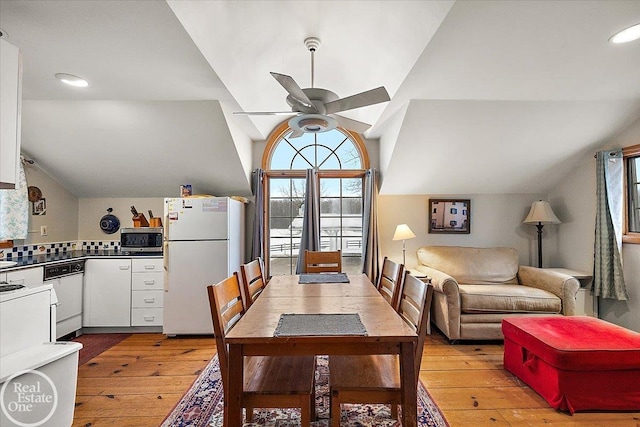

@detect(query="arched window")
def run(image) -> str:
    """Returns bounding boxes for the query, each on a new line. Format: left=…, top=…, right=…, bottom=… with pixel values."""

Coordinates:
left=262, top=121, right=369, bottom=276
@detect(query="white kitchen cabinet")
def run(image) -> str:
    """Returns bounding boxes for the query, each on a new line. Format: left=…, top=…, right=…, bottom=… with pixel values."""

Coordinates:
left=0, top=39, right=22, bottom=189
left=131, top=258, right=163, bottom=326
left=6, top=266, right=44, bottom=287
left=83, top=259, right=131, bottom=327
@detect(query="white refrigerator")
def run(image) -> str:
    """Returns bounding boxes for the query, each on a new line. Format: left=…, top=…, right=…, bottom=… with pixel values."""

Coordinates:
left=163, top=196, right=244, bottom=335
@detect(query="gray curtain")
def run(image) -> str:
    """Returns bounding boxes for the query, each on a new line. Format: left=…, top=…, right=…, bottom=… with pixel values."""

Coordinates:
left=361, top=169, right=380, bottom=283
left=250, top=169, right=265, bottom=262
left=593, top=150, right=628, bottom=300
left=295, top=168, right=321, bottom=274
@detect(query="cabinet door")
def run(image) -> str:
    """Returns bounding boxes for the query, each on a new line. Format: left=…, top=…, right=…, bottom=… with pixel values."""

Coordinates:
left=83, top=259, right=131, bottom=327
left=0, top=39, right=22, bottom=189
left=6, top=266, right=44, bottom=287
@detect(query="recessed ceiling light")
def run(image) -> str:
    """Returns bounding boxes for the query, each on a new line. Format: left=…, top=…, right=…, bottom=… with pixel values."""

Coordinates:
left=55, top=73, right=89, bottom=88
left=610, top=23, right=640, bottom=44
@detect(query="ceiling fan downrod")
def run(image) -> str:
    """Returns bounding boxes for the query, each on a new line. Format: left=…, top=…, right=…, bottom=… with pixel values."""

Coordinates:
left=305, top=37, right=320, bottom=88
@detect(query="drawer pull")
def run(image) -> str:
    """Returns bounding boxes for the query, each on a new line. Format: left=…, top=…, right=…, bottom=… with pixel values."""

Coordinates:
left=144, top=265, right=155, bottom=270
left=144, top=280, right=155, bottom=285
left=144, top=298, right=155, bottom=303
left=119, top=265, right=130, bottom=270
left=144, top=316, right=155, bottom=321
left=9, top=279, right=25, bottom=285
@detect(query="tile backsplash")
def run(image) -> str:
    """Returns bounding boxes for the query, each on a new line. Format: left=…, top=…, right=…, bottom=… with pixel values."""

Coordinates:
left=0, top=241, right=120, bottom=260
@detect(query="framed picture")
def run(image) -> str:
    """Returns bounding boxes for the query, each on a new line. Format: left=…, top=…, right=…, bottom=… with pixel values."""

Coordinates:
left=32, top=198, right=46, bottom=215
left=428, top=199, right=470, bottom=234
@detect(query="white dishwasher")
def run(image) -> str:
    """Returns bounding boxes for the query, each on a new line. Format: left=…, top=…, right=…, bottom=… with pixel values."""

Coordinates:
left=44, top=260, right=85, bottom=339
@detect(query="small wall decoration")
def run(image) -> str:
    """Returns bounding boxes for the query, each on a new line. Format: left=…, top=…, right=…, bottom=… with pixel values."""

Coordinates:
left=32, top=198, right=46, bottom=215
left=428, top=198, right=470, bottom=234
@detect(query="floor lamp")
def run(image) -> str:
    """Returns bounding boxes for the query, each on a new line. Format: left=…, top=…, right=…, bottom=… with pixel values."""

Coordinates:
left=392, top=224, right=416, bottom=266
left=523, top=201, right=561, bottom=268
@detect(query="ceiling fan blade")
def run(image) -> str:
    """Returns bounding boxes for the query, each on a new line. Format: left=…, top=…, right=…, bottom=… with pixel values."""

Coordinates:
left=288, top=129, right=305, bottom=138
left=233, top=111, right=295, bottom=116
left=270, top=72, right=317, bottom=112
left=324, top=86, right=390, bottom=114
left=332, top=114, right=371, bottom=134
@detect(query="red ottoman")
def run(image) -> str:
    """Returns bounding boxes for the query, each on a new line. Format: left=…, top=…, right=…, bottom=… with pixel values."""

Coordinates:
left=502, top=316, right=640, bottom=414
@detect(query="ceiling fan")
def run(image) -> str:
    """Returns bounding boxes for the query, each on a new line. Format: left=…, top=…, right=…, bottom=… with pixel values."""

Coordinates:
left=234, top=37, right=390, bottom=137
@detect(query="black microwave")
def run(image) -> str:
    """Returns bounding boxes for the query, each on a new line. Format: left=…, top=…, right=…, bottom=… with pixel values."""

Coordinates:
left=120, top=227, right=163, bottom=253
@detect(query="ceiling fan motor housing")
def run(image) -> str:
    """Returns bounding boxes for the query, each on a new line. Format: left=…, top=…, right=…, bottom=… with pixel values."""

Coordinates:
left=289, top=114, right=337, bottom=134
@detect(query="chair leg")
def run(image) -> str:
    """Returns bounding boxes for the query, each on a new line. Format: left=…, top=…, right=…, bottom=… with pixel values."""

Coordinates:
left=310, top=390, right=316, bottom=421
left=300, top=400, right=311, bottom=427
left=245, top=406, right=254, bottom=422
left=391, top=403, right=398, bottom=420
left=330, top=389, right=341, bottom=427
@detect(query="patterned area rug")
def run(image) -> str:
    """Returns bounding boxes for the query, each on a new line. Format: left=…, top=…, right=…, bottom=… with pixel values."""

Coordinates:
left=162, top=355, right=448, bottom=427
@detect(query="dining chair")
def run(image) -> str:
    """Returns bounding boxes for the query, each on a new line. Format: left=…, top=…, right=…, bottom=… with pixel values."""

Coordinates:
left=328, top=272, right=434, bottom=424
left=239, top=258, right=267, bottom=309
left=304, top=249, right=342, bottom=273
left=207, top=273, right=316, bottom=425
left=377, top=256, right=405, bottom=311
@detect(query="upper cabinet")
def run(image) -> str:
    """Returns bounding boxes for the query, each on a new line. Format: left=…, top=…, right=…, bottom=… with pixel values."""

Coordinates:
left=0, top=39, right=23, bottom=189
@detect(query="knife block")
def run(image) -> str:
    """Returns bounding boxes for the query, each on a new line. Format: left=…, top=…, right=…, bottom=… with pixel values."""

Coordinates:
left=132, top=214, right=149, bottom=227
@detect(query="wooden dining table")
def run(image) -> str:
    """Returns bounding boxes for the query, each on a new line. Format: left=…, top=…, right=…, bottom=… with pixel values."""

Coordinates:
left=224, top=273, right=419, bottom=427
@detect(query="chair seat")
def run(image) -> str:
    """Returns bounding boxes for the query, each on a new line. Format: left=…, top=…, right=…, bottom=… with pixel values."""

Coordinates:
left=329, top=355, right=400, bottom=391
left=245, top=355, right=316, bottom=395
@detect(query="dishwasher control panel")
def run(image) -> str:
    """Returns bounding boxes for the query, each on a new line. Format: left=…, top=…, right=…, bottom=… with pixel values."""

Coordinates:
left=44, top=260, right=85, bottom=280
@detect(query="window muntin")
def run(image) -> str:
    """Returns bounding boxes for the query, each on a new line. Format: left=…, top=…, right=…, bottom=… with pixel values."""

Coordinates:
left=263, top=123, right=368, bottom=276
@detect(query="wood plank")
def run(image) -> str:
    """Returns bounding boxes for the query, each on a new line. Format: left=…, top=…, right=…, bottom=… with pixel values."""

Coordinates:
left=427, top=386, right=549, bottom=410
left=78, top=359, right=210, bottom=378
left=421, top=353, right=504, bottom=371
left=76, top=375, right=197, bottom=395
left=497, top=408, right=640, bottom=426
left=420, top=369, right=518, bottom=388
left=439, top=409, right=511, bottom=426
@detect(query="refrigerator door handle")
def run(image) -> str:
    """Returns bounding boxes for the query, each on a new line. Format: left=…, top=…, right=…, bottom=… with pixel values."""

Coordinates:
left=163, top=241, right=169, bottom=291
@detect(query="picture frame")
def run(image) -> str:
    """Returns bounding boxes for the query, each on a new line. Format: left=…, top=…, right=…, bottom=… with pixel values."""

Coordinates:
left=32, top=198, right=46, bottom=215
left=428, top=198, right=470, bottom=234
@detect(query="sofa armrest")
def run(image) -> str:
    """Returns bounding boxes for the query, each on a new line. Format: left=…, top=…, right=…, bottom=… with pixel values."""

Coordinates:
left=517, top=266, right=580, bottom=315
left=415, top=265, right=462, bottom=339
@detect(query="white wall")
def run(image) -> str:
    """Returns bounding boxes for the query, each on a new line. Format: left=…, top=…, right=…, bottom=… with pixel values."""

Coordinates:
left=378, top=193, right=551, bottom=268
left=23, top=163, right=78, bottom=244
left=550, top=118, right=640, bottom=332
left=78, top=197, right=164, bottom=241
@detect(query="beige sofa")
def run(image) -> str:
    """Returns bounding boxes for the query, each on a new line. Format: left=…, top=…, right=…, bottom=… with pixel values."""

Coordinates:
left=413, top=246, right=580, bottom=341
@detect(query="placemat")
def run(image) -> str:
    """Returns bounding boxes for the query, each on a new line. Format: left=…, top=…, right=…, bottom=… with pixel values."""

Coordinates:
left=298, top=273, right=350, bottom=284
left=273, top=313, right=367, bottom=337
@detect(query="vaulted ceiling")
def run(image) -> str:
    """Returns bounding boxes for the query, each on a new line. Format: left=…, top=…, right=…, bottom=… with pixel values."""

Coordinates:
left=2, top=1, right=639, bottom=197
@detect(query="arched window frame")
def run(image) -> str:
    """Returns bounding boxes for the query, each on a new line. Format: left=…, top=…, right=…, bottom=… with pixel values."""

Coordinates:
left=261, top=120, right=370, bottom=277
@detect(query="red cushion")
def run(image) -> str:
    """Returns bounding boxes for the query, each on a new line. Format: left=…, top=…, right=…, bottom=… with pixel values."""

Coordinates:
left=502, top=316, right=640, bottom=371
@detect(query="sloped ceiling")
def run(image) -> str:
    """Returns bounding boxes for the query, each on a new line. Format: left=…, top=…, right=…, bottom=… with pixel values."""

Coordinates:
left=2, top=0, right=640, bottom=198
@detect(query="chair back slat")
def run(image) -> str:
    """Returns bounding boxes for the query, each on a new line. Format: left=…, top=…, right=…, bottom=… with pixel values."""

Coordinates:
left=304, top=250, right=342, bottom=273
left=240, top=258, right=266, bottom=308
left=397, top=272, right=434, bottom=377
left=207, top=272, right=245, bottom=391
left=377, top=257, right=405, bottom=310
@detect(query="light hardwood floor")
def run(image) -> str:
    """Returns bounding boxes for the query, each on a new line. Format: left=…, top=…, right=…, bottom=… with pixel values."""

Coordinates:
left=72, top=331, right=640, bottom=426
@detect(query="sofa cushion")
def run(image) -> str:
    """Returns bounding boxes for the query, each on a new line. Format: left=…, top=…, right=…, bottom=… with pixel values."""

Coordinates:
left=417, top=246, right=519, bottom=285
left=459, top=284, right=561, bottom=314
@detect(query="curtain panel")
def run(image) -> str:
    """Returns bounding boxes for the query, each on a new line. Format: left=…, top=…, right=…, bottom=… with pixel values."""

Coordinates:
left=295, top=168, right=321, bottom=274
left=593, top=150, right=628, bottom=300
left=0, top=162, right=29, bottom=241
left=250, top=168, right=265, bottom=263
left=361, top=169, right=380, bottom=283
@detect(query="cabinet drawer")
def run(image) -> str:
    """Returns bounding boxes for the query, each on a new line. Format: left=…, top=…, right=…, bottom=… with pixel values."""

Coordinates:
left=131, top=307, right=163, bottom=326
left=131, top=272, right=163, bottom=290
left=131, top=290, right=163, bottom=308
left=132, top=258, right=163, bottom=273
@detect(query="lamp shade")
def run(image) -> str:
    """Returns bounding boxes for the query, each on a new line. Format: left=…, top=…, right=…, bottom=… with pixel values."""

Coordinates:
left=393, top=224, right=416, bottom=241
left=523, top=201, right=561, bottom=224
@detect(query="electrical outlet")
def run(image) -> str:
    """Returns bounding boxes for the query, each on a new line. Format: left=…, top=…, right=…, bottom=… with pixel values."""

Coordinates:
left=40, top=225, right=48, bottom=236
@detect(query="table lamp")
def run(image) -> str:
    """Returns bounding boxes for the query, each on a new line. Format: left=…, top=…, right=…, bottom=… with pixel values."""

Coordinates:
left=392, top=224, right=416, bottom=265
left=523, top=201, right=560, bottom=268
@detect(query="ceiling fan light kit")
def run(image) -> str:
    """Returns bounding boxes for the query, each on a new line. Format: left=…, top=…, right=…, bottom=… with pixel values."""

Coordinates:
left=235, top=36, right=390, bottom=137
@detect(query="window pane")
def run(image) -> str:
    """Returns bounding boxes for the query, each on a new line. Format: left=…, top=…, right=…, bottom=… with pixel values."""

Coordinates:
left=629, top=157, right=640, bottom=233
left=321, top=178, right=341, bottom=197
left=342, top=178, right=362, bottom=197
left=320, top=198, right=341, bottom=215
left=270, top=142, right=297, bottom=169
left=336, top=141, right=362, bottom=169
left=342, top=198, right=362, bottom=215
